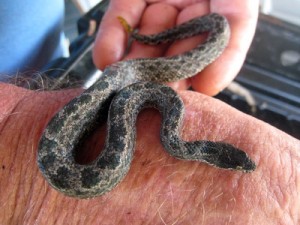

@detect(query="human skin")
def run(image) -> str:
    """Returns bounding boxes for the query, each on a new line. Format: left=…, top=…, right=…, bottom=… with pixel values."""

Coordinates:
left=1, top=0, right=300, bottom=224
left=0, top=83, right=300, bottom=224
left=0, top=82, right=299, bottom=224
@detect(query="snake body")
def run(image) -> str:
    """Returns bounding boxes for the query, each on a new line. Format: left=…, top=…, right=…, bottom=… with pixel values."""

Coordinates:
left=37, top=13, right=256, bottom=198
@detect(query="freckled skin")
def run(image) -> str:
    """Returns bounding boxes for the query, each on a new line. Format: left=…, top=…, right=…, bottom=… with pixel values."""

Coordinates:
left=37, top=13, right=255, bottom=199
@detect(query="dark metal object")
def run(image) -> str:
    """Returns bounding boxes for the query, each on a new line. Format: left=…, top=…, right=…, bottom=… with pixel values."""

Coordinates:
left=41, top=0, right=109, bottom=89
left=216, top=14, right=300, bottom=139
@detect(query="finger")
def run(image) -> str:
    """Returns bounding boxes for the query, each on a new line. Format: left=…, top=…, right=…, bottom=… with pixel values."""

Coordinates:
left=92, top=0, right=146, bottom=70
left=124, top=3, right=178, bottom=60
left=165, top=2, right=210, bottom=90
left=191, top=0, right=259, bottom=95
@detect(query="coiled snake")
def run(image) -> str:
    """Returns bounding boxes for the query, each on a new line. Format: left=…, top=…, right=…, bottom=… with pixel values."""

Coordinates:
left=37, top=13, right=256, bottom=198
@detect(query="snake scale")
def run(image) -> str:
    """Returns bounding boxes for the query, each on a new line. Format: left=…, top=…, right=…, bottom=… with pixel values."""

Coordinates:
left=37, top=13, right=256, bottom=198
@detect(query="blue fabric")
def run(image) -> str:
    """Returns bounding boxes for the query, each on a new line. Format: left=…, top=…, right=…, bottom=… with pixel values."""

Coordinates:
left=0, top=0, right=68, bottom=76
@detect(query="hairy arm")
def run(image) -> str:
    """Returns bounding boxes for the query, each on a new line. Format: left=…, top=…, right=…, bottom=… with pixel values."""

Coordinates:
left=0, top=82, right=299, bottom=224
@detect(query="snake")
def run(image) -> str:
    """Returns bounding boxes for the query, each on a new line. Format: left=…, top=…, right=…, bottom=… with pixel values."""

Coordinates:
left=37, top=13, right=256, bottom=199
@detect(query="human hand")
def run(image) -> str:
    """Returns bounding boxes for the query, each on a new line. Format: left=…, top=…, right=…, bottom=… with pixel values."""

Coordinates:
left=93, top=0, right=259, bottom=95
left=0, top=83, right=299, bottom=224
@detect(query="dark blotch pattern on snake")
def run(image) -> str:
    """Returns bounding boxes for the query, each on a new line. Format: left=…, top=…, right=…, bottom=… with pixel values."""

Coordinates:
left=37, top=13, right=256, bottom=198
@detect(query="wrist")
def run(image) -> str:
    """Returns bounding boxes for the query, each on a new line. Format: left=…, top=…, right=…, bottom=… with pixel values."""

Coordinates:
left=0, top=83, right=80, bottom=223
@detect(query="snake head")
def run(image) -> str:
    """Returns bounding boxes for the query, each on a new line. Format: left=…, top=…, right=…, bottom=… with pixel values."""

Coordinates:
left=201, top=142, right=256, bottom=172
left=184, top=141, right=256, bottom=172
